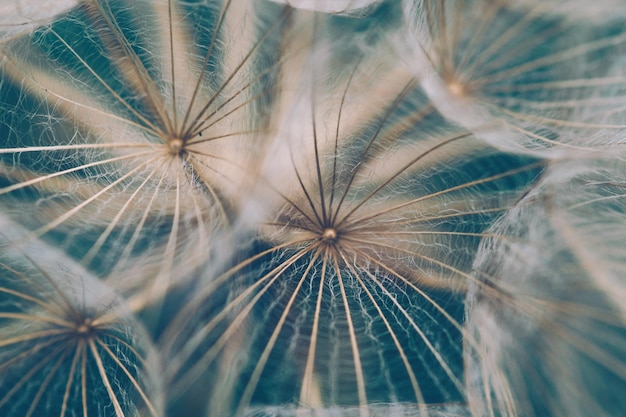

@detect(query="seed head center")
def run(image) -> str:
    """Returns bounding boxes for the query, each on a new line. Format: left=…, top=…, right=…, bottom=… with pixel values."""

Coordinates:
left=447, top=80, right=465, bottom=96
left=322, top=228, right=337, bottom=241
left=168, top=138, right=184, bottom=155
left=76, top=318, right=93, bottom=335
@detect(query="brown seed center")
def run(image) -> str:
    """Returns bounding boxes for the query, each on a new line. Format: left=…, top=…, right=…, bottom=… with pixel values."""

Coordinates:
left=169, top=138, right=184, bottom=155
left=447, top=80, right=465, bottom=96
left=322, top=228, right=337, bottom=241
left=77, top=318, right=93, bottom=335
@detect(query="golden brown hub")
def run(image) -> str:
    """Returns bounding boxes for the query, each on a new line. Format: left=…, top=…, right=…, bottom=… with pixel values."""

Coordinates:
left=321, top=228, right=337, bottom=241
left=168, top=138, right=185, bottom=155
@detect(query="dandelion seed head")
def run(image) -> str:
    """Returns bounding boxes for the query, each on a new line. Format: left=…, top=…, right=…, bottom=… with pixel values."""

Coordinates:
left=466, top=154, right=626, bottom=417
left=0, top=215, right=163, bottom=417
left=401, top=0, right=626, bottom=155
left=0, top=0, right=291, bottom=308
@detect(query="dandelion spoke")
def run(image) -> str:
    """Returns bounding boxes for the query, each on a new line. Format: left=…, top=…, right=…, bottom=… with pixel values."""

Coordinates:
left=306, top=17, right=328, bottom=225
left=423, top=1, right=438, bottom=59
left=167, top=0, right=178, bottom=131
left=187, top=49, right=299, bottom=139
left=186, top=148, right=243, bottom=169
left=361, top=103, right=435, bottom=159
left=0, top=312, right=73, bottom=328
left=0, top=51, right=161, bottom=139
left=481, top=352, right=498, bottom=417
left=0, top=342, right=67, bottom=409
left=60, top=342, right=82, bottom=417
left=162, top=239, right=313, bottom=323
left=88, top=338, right=125, bottom=417
left=262, top=221, right=317, bottom=234
left=90, top=0, right=173, bottom=133
left=187, top=177, right=209, bottom=262
left=25, top=344, right=70, bottom=417
left=168, top=246, right=312, bottom=396
left=299, top=247, right=329, bottom=408
left=0, top=328, right=69, bottom=348
left=503, top=123, right=602, bottom=150
left=81, top=340, right=88, bottom=417
left=263, top=175, right=321, bottom=231
left=0, top=149, right=155, bottom=196
left=484, top=76, right=626, bottom=93
left=489, top=95, right=626, bottom=110
left=497, top=106, right=626, bottom=129
left=461, top=2, right=547, bottom=78
left=333, top=254, right=368, bottom=415
left=353, top=246, right=495, bottom=398
left=116, top=165, right=169, bottom=273
left=329, top=58, right=362, bottom=221
left=341, top=254, right=428, bottom=412
left=186, top=130, right=262, bottom=146
left=351, top=230, right=516, bottom=242
left=49, top=30, right=162, bottom=134
left=335, top=132, right=474, bottom=228
left=81, top=158, right=165, bottom=267
left=30, top=154, right=162, bottom=241
left=343, top=160, right=542, bottom=228
left=373, top=209, right=511, bottom=232
left=20, top=80, right=162, bottom=136
left=184, top=7, right=293, bottom=139
left=448, top=0, right=464, bottom=70
left=97, top=338, right=160, bottom=417
left=331, top=79, right=418, bottom=226
left=0, top=336, right=65, bottom=373
left=186, top=153, right=232, bottom=226
left=180, top=0, right=234, bottom=133
left=567, top=193, right=626, bottom=210
left=472, top=270, right=535, bottom=310
left=437, top=1, right=449, bottom=74
left=474, top=32, right=626, bottom=87
left=289, top=144, right=324, bottom=227
left=551, top=211, right=626, bottom=323
left=0, top=267, right=65, bottom=315
left=0, top=142, right=153, bottom=155
left=351, top=247, right=480, bottom=350
left=8, top=251, right=82, bottom=320
left=145, top=159, right=182, bottom=309
left=345, top=235, right=485, bottom=293
left=191, top=89, right=275, bottom=140
left=453, top=0, right=502, bottom=76
left=482, top=355, right=496, bottom=417
left=99, top=333, right=150, bottom=369
left=354, top=254, right=464, bottom=397
left=236, top=247, right=322, bottom=415
left=189, top=43, right=300, bottom=137
left=475, top=21, right=560, bottom=82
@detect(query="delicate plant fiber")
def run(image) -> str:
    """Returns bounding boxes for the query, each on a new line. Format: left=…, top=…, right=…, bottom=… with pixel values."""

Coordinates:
left=0, top=1, right=624, bottom=416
